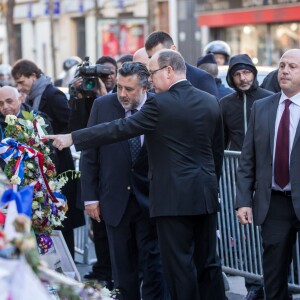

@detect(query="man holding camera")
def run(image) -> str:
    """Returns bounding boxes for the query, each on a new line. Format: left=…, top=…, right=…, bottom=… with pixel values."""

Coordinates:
left=68, top=56, right=117, bottom=288
left=68, top=56, right=117, bottom=131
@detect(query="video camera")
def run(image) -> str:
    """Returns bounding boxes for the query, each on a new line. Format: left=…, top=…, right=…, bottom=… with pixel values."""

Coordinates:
left=75, top=56, right=111, bottom=93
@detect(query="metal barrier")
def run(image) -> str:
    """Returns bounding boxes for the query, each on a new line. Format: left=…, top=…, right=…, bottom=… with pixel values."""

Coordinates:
left=219, top=150, right=300, bottom=292
left=72, top=151, right=91, bottom=264
left=71, top=150, right=300, bottom=291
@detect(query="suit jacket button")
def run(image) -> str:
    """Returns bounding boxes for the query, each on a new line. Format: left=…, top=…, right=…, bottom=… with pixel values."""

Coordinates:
left=131, top=168, right=134, bottom=172
left=127, top=186, right=131, bottom=190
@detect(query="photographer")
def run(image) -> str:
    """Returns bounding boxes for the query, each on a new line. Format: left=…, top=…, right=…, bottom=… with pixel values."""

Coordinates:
left=68, top=56, right=117, bottom=289
left=68, top=56, right=117, bottom=131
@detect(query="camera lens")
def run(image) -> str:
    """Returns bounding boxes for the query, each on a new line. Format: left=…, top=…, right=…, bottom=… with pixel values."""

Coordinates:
left=85, top=78, right=96, bottom=90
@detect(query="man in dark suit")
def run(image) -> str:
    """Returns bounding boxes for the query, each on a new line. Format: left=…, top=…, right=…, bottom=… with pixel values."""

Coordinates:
left=46, top=50, right=226, bottom=300
left=81, top=62, right=168, bottom=300
left=236, top=49, right=300, bottom=300
left=145, top=31, right=219, bottom=97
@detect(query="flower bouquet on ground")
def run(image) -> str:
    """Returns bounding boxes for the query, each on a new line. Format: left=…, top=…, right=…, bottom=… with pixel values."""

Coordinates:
left=0, top=211, right=115, bottom=300
left=0, top=111, right=78, bottom=254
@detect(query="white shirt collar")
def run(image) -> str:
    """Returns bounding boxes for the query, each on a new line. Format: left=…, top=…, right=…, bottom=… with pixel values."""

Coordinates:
left=279, top=92, right=300, bottom=107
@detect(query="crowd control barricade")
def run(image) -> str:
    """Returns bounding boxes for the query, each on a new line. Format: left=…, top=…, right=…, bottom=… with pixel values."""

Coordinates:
left=71, top=151, right=91, bottom=264
left=218, top=150, right=300, bottom=292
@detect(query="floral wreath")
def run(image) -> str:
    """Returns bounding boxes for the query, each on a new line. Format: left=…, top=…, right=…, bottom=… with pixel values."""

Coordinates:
left=0, top=111, right=79, bottom=254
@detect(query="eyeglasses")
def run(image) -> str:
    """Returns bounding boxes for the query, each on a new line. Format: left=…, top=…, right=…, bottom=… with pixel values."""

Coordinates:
left=149, top=66, right=168, bottom=77
left=232, top=70, right=252, bottom=78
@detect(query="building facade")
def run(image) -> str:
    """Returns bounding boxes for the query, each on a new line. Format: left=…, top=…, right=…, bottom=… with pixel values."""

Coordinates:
left=197, top=0, right=300, bottom=66
left=0, top=0, right=170, bottom=79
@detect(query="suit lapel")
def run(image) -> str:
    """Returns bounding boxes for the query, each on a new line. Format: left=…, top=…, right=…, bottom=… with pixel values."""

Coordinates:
left=269, top=94, right=281, bottom=157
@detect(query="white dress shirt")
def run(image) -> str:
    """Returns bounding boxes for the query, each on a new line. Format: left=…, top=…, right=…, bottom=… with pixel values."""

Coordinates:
left=272, top=92, right=300, bottom=190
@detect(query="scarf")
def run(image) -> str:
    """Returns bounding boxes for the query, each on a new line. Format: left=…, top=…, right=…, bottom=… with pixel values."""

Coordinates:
left=26, top=75, right=52, bottom=110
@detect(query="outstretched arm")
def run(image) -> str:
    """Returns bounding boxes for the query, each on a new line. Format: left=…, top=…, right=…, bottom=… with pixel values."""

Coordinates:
left=44, top=133, right=73, bottom=150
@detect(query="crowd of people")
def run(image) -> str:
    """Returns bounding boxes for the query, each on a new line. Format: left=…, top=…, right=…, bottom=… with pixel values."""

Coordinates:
left=0, top=30, right=299, bottom=300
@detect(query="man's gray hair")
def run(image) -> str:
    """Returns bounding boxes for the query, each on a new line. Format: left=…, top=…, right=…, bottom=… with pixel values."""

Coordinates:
left=157, top=50, right=186, bottom=74
left=118, top=62, right=151, bottom=89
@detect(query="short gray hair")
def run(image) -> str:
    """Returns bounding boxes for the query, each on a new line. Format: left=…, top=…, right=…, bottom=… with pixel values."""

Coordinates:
left=118, top=62, right=151, bottom=89
left=157, top=50, right=186, bottom=75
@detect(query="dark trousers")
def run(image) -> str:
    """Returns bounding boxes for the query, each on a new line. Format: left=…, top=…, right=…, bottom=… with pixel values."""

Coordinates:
left=156, top=214, right=226, bottom=300
left=261, top=192, right=300, bottom=300
left=91, top=218, right=112, bottom=281
left=106, top=195, right=169, bottom=300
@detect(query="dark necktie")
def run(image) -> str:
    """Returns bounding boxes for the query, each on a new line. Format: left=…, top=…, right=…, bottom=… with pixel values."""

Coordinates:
left=128, top=109, right=141, bottom=163
left=274, top=99, right=292, bottom=189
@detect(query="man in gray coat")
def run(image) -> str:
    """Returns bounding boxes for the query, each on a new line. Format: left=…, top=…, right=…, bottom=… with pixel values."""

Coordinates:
left=236, top=49, right=300, bottom=300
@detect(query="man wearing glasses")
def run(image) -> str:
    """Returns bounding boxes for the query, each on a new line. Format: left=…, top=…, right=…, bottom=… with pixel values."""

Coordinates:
left=45, top=50, right=227, bottom=300
left=220, top=54, right=273, bottom=152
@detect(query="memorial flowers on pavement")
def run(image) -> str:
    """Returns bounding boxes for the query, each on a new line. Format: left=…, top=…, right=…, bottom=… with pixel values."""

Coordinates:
left=0, top=111, right=75, bottom=254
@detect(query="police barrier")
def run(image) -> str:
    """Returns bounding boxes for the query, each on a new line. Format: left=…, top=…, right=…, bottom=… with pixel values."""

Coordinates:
left=72, top=150, right=300, bottom=290
left=219, top=150, right=300, bottom=292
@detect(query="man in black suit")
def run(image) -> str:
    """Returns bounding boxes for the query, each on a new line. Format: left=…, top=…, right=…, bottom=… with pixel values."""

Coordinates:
left=145, top=31, right=219, bottom=97
left=80, top=62, right=168, bottom=300
left=46, top=50, right=226, bottom=300
left=236, top=49, right=300, bottom=300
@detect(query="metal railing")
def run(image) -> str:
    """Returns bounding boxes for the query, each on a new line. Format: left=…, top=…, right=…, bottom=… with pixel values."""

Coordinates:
left=219, top=150, right=300, bottom=292
left=72, top=150, right=300, bottom=291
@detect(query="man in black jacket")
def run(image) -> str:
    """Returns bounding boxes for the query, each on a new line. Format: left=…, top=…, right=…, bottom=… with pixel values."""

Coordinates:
left=220, top=54, right=273, bottom=300
left=46, top=50, right=227, bottom=300
left=220, top=54, right=274, bottom=151
left=81, top=62, right=168, bottom=300
left=145, top=31, right=219, bottom=97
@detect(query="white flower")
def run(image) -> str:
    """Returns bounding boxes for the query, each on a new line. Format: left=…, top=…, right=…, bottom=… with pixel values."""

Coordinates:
left=24, top=120, right=34, bottom=129
left=36, top=115, right=46, bottom=126
left=35, top=210, right=43, bottom=219
left=5, top=115, right=17, bottom=125
left=26, top=162, right=34, bottom=170
left=100, top=287, right=112, bottom=298
left=48, top=180, right=56, bottom=191
left=51, top=215, right=61, bottom=226
left=35, top=191, right=43, bottom=198
left=32, top=201, right=40, bottom=210
left=10, top=175, right=21, bottom=185
left=58, top=210, right=67, bottom=220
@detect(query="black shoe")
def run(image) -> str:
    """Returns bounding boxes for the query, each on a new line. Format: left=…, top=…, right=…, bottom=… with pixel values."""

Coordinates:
left=242, top=290, right=264, bottom=300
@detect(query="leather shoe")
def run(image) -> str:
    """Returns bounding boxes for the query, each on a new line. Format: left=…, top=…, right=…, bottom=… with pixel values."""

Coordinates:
left=242, top=290, right=264, bottom=300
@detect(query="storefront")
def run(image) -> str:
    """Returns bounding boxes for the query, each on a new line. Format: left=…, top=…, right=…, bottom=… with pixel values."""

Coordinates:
left=197, top=0, right=300, bottom=66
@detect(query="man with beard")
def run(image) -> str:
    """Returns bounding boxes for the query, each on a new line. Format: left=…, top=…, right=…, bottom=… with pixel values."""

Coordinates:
left=219, top=54, right=273, bottom=300
left=45, top=50, right=226, bottom=300
left=79, top=62, right=168, bottom=300
left=220, top=54, right=273, bottom=151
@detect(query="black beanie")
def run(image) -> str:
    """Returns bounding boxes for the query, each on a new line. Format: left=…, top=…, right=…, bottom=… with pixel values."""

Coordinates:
left=230, top=64, right=256, bottom=76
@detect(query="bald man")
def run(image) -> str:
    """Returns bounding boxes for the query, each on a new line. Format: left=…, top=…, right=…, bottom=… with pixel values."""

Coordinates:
left=0, top=86, right=22, bottom=117
left=133, top=47, right=149, bottom=66
left=236, top=49, right=300, bottom=300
